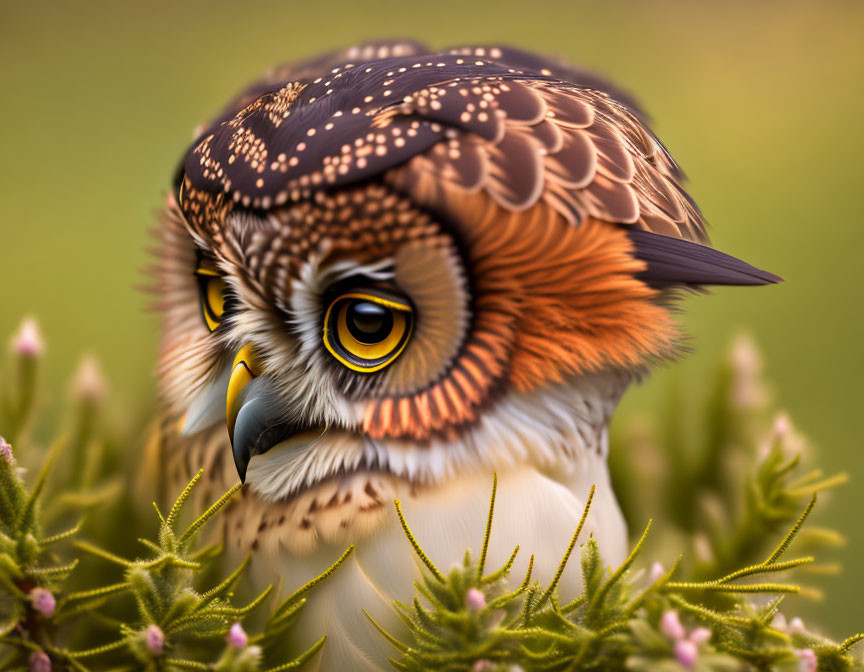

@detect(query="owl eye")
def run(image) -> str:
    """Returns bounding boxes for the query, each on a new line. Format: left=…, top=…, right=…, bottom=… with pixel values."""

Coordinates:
left=323, top=291, right=413, bottom=372
left=195, top=268, right=227, bottom=332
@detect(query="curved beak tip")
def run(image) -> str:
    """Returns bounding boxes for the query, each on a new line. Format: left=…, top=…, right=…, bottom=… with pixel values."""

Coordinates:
left=226, top=345, right=262, bottom=483
left=229, top=394, right=272, bottom=485
left=232, top=445, right=249, bottom=484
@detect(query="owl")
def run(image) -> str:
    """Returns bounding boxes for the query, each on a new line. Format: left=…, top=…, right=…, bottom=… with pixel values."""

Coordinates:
left=148, top=41, right=779, bottom=670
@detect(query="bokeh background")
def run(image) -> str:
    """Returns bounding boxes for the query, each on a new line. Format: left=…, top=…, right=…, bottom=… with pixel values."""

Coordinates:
left=1, top=0, right=862, bottom=637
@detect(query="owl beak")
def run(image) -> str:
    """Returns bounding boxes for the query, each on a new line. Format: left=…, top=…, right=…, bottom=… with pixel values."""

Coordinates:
left=225, top=344, right=325, bottom=483
left=226, top=344, right=262, bottom=483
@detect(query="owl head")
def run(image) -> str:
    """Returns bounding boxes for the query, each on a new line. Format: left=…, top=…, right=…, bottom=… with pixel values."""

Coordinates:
left=154, top=42, right=778, bottom=518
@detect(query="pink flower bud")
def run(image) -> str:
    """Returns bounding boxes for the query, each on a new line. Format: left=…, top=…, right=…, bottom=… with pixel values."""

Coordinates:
left=0, top=436, right=13, bottom=463
left=29, top=587, right=56, bottom=617
left=689, top=627, right=711, bottom=644
left=146, top=625, right=164, bottom=655
left=771, top=613, right=788, bottom=631
left=466, top=587, right=486, bottom=612
left=730, top=333, right=767, bottom=409
left=692, top=533, right=714, bottom=564
left=660, top=610, right=685, bottom=641
left=773, top=414, right=789, bottom=438
left=70, top=355, right=107, bottom=403
left=12, top=318, right=43, bottom=357
left=675, top=639, right=698, bottom=668
left=227, top=622, right=248, bottom=650
left=796, top=648, right=818, bottom=672
left=471, top=661, right=495, bottom=672
left=649, top=562, right=665, bottom=583
left=29, top=651, right=51, bottom=672
left=789, top=617, right=806, bottom=634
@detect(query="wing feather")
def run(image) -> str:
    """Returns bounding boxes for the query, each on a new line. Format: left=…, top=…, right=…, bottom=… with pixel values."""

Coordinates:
left=387, top=79, right=705, bottom=241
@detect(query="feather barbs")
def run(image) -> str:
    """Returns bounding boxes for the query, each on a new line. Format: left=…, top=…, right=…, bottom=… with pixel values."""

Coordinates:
left=363, top=203, right=678, bottom=441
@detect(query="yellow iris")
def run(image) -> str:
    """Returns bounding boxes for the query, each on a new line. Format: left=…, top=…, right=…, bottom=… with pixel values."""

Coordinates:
left=196, top=267, right=226, bottom=332
left=323, top=291, right=413, bottom=372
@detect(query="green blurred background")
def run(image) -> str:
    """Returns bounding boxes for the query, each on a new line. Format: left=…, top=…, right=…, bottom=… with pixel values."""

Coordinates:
left=1, top=0, right=862, bottom=635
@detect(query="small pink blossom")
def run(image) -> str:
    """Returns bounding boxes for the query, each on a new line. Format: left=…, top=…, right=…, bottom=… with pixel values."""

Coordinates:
left=0, top=436, right=13, bottom=463
left=796, top=648, right=818, bottom=672
left=29, top=587, right=56, bottom=617
left=12, top=318, right=43, bottom=356
left=649, top=562, right=665, bottom=583
left=471, top=661, right=495, bottom=672
left=774, top=414, right=789, bottom=438
left=690, top=627, right=711, bottom=645
left=660, top=610, right=713, bottom=664
left=227, top=622, right=248, bottom=650
left=692, top=533, right=714, bottom=564
left=70, top=355, right=107, bottom=403
left=773, top=613, right=809, bottom=636
left=146, top=625, right=164, bottom=655
left=28, top=651, right=51, bottom=672
left=466, top=588, right=486, bottom=612
left=730, top=333, right=765, bottom=408
left=660, top=610, right=686, bottom=641
left=789, top=617, right=807, bottom=635
left=674, top=639, right=698, bottom=668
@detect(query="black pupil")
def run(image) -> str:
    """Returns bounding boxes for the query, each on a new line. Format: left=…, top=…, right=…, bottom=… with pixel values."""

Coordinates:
left=346, top=301, right=393, bottom=344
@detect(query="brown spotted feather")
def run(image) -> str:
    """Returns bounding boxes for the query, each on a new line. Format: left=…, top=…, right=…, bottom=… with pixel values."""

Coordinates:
left=178, top=43, right=706, bottom=249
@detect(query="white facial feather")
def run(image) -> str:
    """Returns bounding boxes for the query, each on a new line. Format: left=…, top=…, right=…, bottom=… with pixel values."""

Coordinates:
left=180, top=362, right=230, bottom=435
left=246, top=369, right=628, bottom=501
left=176, top=240, right=631, bottom=500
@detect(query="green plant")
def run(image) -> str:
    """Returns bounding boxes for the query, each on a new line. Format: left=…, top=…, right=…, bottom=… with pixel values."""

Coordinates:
left=609, top=335, right=847, bottom=590
left=0, top=320, right=351, bottom=670
left=372, top=476, right=862, bottom=671
left=1, top=319, right=862, bottom=671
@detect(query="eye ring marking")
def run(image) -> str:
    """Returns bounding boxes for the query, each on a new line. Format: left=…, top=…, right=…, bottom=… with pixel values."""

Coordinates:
left=195, top=268, right=227, bottom=332
left=323, top=291, right=413, bottom=373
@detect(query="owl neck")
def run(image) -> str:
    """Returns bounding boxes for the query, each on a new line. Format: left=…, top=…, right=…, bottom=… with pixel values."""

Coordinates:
left=357, top=369, right=633, bottom=487
left=235, top=369, right=634, bottom=577
left=451, top=368, right=633, bottom=476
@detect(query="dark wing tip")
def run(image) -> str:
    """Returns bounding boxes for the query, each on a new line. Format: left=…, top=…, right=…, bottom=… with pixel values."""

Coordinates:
left=627, top=229, right=782, bottom=287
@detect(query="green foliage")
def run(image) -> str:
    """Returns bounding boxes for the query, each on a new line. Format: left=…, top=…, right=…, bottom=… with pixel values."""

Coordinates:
left=0, top=454, right=351, bottom=671
left=609, top=335, right=847, bottom=590
left=1, top=320, right=862, bottom=671
left=0, top=320, right=352, bottom=670
left=376, top=478, right=863, bottom=671
left=370, top=334, right=864, bottom=670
